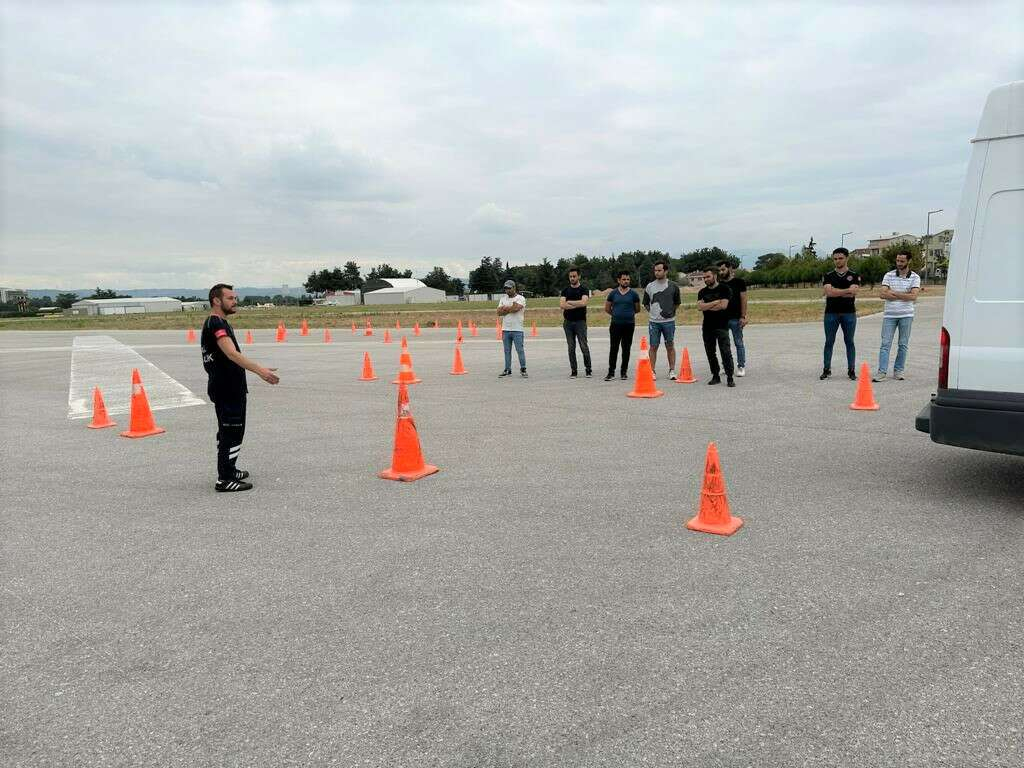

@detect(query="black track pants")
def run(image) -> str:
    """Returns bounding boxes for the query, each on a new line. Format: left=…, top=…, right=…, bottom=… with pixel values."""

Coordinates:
left=213, top=396, right=246, bottom=481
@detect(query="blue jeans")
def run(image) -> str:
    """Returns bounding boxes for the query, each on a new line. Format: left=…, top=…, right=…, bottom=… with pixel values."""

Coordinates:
left=823, top=312, right=856, bottom=371
left=877, top=316, right=913, bottom=374
left=648, top=321, right=675, bottom=347
left=502, top=330, right=526, bottom=371
left=727, top=318, right=746, bottom=368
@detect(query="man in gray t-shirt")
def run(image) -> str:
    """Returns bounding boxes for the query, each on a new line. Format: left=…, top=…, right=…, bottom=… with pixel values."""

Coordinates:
left=642, top=260, right=681, bottom=380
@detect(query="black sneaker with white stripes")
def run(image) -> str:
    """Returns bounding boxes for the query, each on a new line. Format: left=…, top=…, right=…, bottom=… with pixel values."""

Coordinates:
left=216, top=479, right=253, bottom=492
left=234, top=469, right=250, bottom=480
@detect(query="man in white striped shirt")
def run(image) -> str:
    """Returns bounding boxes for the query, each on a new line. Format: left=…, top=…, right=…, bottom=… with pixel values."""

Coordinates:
left=873, top=250, right=921, bottom=381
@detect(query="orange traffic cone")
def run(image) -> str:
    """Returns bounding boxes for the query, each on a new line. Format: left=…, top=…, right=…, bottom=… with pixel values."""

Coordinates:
left=457, top=319, right=463, bottom=332
left=639, top=334, right=648, bottom=351
left=850, top=363, right=880, bottom=411
left=324, top=328, right=332, bottom=343
left=400, top=335, right=409, bottom=351
left=450, top=345, right=468, bottom=375
left=383, top=329, right=392, bottom=344
left=627, top=358, right=664, bottom=398
left=392, top=351, right=423, bottom=384
left=87, top=386, right=116, bottom=429
left=530, top=322, right=538, bottom=337
left=686, top=442, right=743, bottom=536
left=414, top=322, right=421, bottom=336
left=364, top=320, right=373, bottom=337
left=351, top=322, right=357, bottom=334
left=675, top=347, right=697, bottom=383
left=470, top=322, right=478, bottom=337
left=276, top=324, right=286, bottom=342
left=495, top=319, right=502, bottom=340
left=186, top=328, right=196, bottom=343
left=396, top=380, right=410, bottom=416
left=300, top=319, right=309, bottom=336
left=456, top=327, right=464, bottom=344
left=395, top=319, right=401, bottom=330
left=359, top=352, right=378, bottom=381
left=245, top=330, right=254, bottom=345
left=120, top=369, right=165, bottom=438
left=378, top=401, right=439, bottom=482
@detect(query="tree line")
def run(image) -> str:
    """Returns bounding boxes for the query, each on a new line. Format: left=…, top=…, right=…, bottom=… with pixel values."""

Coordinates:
left=746, top=239, right=925, bottom=288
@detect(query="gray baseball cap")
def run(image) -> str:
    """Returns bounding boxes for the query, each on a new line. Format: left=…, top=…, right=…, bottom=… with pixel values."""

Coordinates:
left=502, top=280, right=516, bottom=288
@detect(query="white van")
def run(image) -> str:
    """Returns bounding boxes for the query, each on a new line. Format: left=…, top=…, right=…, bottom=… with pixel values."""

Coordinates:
left=916, top=81, right=1024, bottom=456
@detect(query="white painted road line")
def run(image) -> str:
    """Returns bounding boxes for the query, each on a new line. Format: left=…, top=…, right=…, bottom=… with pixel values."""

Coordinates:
left=67, top=335, right=205, bottom=419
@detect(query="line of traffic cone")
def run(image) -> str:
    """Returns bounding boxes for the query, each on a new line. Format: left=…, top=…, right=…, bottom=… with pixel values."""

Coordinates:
left=675, top=347, right=697, bottom=383
left=627, top=358, right=664, bottom=398
left=686, top=442, right=743, bottom=536
left=850, top=363, right=880, bottom=410
left=87, top=386, right=116, bottom=429
left=120, top=369, right=165, bottom=438
left=450, top=344, right=468, bottom=375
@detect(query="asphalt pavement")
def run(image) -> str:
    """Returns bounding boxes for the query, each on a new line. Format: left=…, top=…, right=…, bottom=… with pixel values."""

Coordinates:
left=1, top=301, right=1021, bottom=767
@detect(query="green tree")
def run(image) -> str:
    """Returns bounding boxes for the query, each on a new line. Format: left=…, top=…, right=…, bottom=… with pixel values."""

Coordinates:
left=677, top=246, right=734, bottom=274
left=535, top=258, right=558, bottom=296
left=800, top=237, right=818, bottom=259
left=854, top=255, right=891, bottom=288
left=422, top=266, right=456, bottom=293
left=754, top=252, right=786, bottom=271
left=55, top=293, right=79, bottom=308
left=87, top=287, right=127, bottom=299
left=881, top=241, right=924, bottom=272
left=341, top=261, right=363, bottom=290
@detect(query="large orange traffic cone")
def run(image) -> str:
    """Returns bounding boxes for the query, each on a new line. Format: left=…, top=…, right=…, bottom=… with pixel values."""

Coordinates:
left=850, top=363, right=880, bottom=411
left=450, top=345, right=468, bottom=375
left=675, top=347, right=697, bottom=383
left=359, top=352, right=378, bottom=381
left=120, top=369, right=165, bottom=438
left=627, top=358, right=664, bottom=398
left=276, top=324, right=286, bottom=343
left=245, top=330, right=254, bottom=345
left=383, top=329, right=392, bottom=344
left=639, top=334, right=648, bottom=351
left=87, top=386, right=116, bottom=429
left=186, top=328, right=196, bottom=343
left=378, top=401, right=439, bottom=482
left=686, top=442, right=743, bottom=536
left=300, top=319, right=309, bottom=336
left=414, top=322, right=421, bottom=336
left=530, top=322, right=538, bottom=337
left=324, top=328, right=332, bottom=343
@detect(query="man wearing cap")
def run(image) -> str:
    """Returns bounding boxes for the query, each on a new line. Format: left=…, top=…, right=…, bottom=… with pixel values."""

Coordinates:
left=497, top=279, right=528, bottom=377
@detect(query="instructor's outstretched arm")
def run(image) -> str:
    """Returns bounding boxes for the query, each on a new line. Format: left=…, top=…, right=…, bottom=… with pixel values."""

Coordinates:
left=216, top=336, right=280, bottom=384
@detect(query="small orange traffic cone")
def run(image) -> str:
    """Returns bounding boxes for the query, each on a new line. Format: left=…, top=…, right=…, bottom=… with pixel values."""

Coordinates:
left=495, top=319, right=501, bottom=340
left=400, top=335, right=409, bottom=351
left=383, top=329, right=392, bottom=344
left=450, top=345, right=468, bottom=375
left=87, top=386, right=116, bottom=429
left=359, top=352, right=378, bottom=381
left=627, top=358, right=664, bottom=398
left=351, top=322, right=357, bottom=334
left=120, top=369, right=165, bottom=438
left=395, top=319, right=401, bottom=330
left=470, top=322, right=478, bottom=337
left=276, top=324, right=286, bottom=343
left=530, top=322, right=538, bottom=337
left=324, top=328, right=332, bottom=343
left=639, top=334, right=648, bottom=351
left=414, top=322, right=421, bottom=336
left=300, top=319, right=309, bottom=336
left=456, top=327, right=464, bottom=344
left=364, top=320, right=373, bottom=337
left=686, top=442, right=743, bottom=536
left=392, top=353, right=423, bottom=385
left=850, top=363, right=880, bottom=411
left=378, top=400, right=439, bottom=482
left=457, top=319, right=463, bottom=332
left=245, top=330, right=254, bottom=345
left=186, top=328, right=196, bottom=343
left=675, top=347, right=697, bottom=383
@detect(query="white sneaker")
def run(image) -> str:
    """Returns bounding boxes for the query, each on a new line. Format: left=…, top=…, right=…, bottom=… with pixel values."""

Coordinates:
left=736, top=366, right=745, bottom=377
left=872, top=372, right=887, bottom=383
left=669, top=370, right=676, bottom=381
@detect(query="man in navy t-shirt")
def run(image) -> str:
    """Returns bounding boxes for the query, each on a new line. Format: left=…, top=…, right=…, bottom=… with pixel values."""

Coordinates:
left=603, top=270, right=641, bottom=380
left=201, top=283, right=280, bottom=492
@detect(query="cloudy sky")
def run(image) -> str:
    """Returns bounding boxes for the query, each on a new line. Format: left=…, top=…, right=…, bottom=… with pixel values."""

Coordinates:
left=1, top=1, right=1021, bottom=289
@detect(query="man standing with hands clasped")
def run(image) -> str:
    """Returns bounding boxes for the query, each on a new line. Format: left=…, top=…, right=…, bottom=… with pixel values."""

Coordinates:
left=201, top=283, right=280, bottom=492
left=820, top=247, right=861, bottom=381
left=560, top=267, right=592, bottom=378
left=497, top=279, right=528, bottom=378
left=697, top=267, right=735, bottom=387
left=873, top=248, right=921, bottom=382
left=717, top=259, right=748, bottom=376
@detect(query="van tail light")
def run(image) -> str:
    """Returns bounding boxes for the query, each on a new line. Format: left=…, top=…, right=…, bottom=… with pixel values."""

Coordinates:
left=938, top=326, right=950, bottom=389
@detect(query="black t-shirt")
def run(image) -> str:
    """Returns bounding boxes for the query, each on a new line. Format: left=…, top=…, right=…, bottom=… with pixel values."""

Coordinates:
left=724, top=277, right=746, bottom=319
left=560, top=284, right=589, bottom=322
left=822, top=270, right=861, bottom=314
left=201, top=315, right=247, bottom=401
left=697, top=283, right=733, bottom=329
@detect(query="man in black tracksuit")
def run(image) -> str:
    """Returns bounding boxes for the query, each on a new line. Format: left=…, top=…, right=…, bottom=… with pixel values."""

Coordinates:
left=201, top=283, right=280, bottom=492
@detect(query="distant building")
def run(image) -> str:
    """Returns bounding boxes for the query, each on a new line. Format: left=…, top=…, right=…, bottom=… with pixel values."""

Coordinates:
left=849, top=248, right=873, bottom=260
left=866, top=232, right=919, bottom=256
left=68, top=297, right=183, bottom=315
left=0, top=288, right=28, bottom=303
left=920, top=228, right=954, bottom=274
left=314, top=290, right=361, bottom=307
left=181, top=301, right=210, bottom=311
left=363, top=279, right=445, bottom=305
left=685, top=270, right=706, bottom=290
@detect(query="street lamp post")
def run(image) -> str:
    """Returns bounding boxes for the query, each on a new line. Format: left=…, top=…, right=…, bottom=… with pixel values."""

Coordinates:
left=841, top=231, right=853, bottom=248
left=926, top=209, right=943, bottom=280
left=788, top=244, right=797, bottom=258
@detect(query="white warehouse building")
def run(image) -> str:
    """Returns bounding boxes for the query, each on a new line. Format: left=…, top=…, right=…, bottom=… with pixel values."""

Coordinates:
left=363, top=279, right=445, bottom=305
left=68, top=297, right=183, bottom=315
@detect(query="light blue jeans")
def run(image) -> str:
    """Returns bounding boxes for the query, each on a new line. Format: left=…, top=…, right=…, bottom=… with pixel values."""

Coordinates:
left=502, top=330, right=526, bottom=371
left=877, top=316, right=913, bottom=375
left=727, top=318, right=746, bottom=368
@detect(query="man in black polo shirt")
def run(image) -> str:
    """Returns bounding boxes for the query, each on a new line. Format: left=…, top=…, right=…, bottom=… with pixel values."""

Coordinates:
left=201, top=283, right=280, bottom=492
left=820, top=247, right=861, bottom=380
left=697, top=266, right=735, bottom=387
left=559, top=267, right=592, bottom=378
left=717, top=259, right=748, bottom=376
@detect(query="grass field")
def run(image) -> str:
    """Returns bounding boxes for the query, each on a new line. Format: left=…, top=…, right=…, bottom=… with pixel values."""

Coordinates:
left=0, top=286, right=943, bottom=331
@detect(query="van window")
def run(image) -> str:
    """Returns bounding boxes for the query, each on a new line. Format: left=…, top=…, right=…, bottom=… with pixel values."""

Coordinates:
left=974, top=189, right=1024, bottom=302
